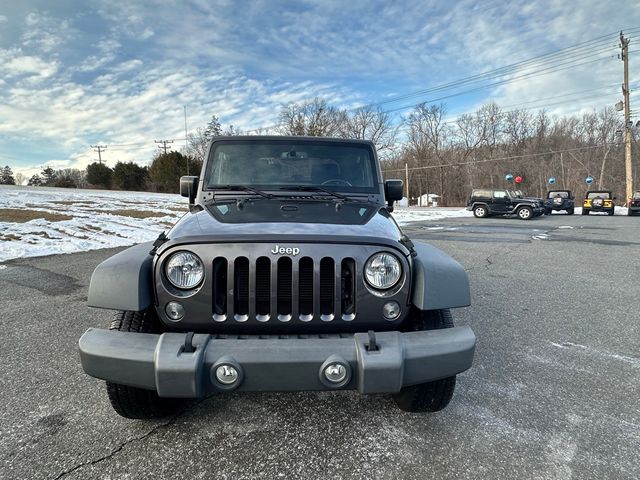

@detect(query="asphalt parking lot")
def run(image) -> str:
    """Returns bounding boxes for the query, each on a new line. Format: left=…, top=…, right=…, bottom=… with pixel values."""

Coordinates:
left=1, top=213, right=639, bottom=479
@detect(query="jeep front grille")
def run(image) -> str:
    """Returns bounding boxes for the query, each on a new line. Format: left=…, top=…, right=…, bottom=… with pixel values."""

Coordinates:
left=212, top=255, right=357, bottom=323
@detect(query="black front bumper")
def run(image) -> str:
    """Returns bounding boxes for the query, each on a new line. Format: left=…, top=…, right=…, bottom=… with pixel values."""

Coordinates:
left=79, top=327, right=476, bottom=397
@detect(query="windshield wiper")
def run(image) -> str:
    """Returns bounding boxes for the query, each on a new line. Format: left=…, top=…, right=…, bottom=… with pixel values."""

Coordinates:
left=278, top=186, right=352, bottom=201
left=214, top=185, right=273, bottom=199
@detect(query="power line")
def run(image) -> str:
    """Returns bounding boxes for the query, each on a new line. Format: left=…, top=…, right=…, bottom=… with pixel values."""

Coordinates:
left=90, top=145, right=107, bottom=164
left=374, top=43, right=618, bottom=108
left=381, top=144, right=606, bottom=173
left=154, top=139, right=174, bottom=155
left=383, top=53, right=619, bottom=114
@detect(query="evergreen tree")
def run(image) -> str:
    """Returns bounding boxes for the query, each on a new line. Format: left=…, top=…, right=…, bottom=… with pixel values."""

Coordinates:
left=86, top=162, right=113, bottom=189
left=28, top=174, right=43, bottom=186
left=148, top=151, right=199, bottom=192
left=203, top=115, right=223, bottom=141
left=41, top=166, right=57, bottom=185
left=0, top=166, right=16, bottom=185
left=112, top=161, right=148, bottom=190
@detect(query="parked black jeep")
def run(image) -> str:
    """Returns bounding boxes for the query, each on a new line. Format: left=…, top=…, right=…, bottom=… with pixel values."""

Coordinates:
left=582, top=190, right=615, bottom=215
left=467, top=188, right=544, bottom=220
left=544, top=190, right=575, bottom=215
left=79, top=136, right=476, bottom=418
left=628, top=191, right=640, bottom=216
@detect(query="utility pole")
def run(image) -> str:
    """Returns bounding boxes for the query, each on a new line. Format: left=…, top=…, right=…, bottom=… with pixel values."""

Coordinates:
left=184, top=105, right=189, bottom=175
left=90, top=145, right=107, bottom=165
left=621, top=31, right=633, bottom=203
left=405, top=163, right=410, bottom=205
left=155, top=139, right=174, bottom=155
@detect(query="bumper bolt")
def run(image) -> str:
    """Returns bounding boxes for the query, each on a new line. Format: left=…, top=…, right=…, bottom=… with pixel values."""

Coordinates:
left=324, top=363, right=347, bottom=383
left=215, top=365, right=239, bottom=385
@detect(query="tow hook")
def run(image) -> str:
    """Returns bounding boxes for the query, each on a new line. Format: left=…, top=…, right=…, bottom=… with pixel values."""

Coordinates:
left=182, top=331, right=196, bottom=353
left=366, top=330, right=379, bottom=352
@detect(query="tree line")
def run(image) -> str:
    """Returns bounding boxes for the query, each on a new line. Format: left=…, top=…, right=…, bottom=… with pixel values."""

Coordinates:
left=8, top=99, right=637, bottom=203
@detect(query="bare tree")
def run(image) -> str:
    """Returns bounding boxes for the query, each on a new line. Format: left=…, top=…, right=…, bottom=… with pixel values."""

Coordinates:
left=277, top=98, right=346, bottom=137
left=186, top=127, right=209, bottom=165
left=339, top=106, right=398, bottom=156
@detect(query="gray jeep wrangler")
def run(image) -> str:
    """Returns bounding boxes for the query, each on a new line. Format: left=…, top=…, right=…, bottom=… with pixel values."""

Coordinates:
left=79, top=136, right=476, bottom=418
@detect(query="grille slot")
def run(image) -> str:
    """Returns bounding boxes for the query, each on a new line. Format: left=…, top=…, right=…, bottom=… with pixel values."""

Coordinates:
left=277, top=257, right=292, bottom=319
left=298, top=257, right=314, bottom=319
left=212, top=258, right=227, bottom=320
left=341, top=258, right=356, bottom=320
left=255, top=257, right=271, bottom=316
left=234, top=257, right=249, bottom=318
left=213, top=252, right=360, bottom=323
left=320, top=258, right=335, bottom=317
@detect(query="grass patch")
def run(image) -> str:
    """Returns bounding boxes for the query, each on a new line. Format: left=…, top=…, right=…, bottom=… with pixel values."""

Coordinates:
left=104, top=209, right=170, bottom=218
left=29, top=231, right=58, bottom=239
left=0, top=233, right=22, bottom=241
left=101, top=229, right=127, bottom=238
left=0, top=209, right=74, bottom=223
left=78, top=225, right=102, bottom=232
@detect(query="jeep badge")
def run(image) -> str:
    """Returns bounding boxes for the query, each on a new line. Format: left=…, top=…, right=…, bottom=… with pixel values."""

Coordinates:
left=271, top=245, right=300, bottom=256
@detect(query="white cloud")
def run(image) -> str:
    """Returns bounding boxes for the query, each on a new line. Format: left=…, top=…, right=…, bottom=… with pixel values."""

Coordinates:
left=1, top=0, right=638, bottom=175
left=1, top=50, right=59, bottom=78
left=0, top=15, right=7, bottom=23
left=21, top=11, right=73, bottom=53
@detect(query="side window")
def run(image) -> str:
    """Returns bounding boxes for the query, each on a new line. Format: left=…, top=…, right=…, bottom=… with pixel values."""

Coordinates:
left=493, top=190, right=507, bottom=199
left=473, top=189, right=491, bottom=199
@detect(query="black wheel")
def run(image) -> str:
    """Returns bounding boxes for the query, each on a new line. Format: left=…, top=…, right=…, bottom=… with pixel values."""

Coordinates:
left=517, top=206, right=533, bottom=220
left=567, top=208, right=574, bottom=215
left=608, top=208, right=615, bottom=216
left=393, top=309, right=456, bottom=413
left=582, top=209, right=589, bottom=215
left=473, top=205, right=488, bottom=218
left=105, top=310, right=184, bottom=419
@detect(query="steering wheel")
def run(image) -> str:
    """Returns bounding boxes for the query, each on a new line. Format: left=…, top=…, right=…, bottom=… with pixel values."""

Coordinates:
left=321, top=179, right=352, bottom=186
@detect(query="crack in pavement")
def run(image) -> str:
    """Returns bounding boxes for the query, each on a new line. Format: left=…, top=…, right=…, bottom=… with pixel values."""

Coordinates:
left=51, top=420, right=174, bottom=480
left=51, top=399, right=207, bottom=480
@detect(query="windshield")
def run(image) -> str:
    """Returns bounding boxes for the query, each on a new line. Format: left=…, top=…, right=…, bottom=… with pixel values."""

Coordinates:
left=633, top=192, right=640, bottom=200
left=206, top=140, right=378, bottom=193
left=548, top=191, right=569, bottom=198
left=587, top=192, right=610, bottom=199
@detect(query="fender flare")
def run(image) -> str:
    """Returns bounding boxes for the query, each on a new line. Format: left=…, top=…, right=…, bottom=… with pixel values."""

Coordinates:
left=411, top=241, right=471, bottom=310
left=87, top=242, right=155, bottom=311
left=470, top=202, right=491, bottom=213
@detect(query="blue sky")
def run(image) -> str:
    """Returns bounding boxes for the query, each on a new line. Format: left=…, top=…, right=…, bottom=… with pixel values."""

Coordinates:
left=0, top=0, right=638, bottom=177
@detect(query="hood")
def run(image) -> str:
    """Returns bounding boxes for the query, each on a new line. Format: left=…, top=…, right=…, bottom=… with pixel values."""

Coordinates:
left=167, top=199, right=404, bottom=243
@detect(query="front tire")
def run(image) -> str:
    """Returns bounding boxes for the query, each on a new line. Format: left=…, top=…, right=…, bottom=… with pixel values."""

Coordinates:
left=105, top=310, right=184, bottom=419
left=608, top=208, right=615, bottom=216
left=582, top=209, right=589, bottom=215
left=473, top=205, right=488, bottom=218
left=567, top=208, right=574, bottom=215
left=517, top=206, right=533, bottom=220
left=393, top=309, right=457, bottom=413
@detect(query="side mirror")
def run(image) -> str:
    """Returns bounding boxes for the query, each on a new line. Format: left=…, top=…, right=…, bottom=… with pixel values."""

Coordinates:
left=384, top=179, right=404, bottom=211
left=180, top=176, right=199, bottom=204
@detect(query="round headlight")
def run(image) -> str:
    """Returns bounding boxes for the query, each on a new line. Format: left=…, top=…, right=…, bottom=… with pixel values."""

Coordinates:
left=364, top=252, right=402, bottom=290
left=165, top=251, right=204, bottom=289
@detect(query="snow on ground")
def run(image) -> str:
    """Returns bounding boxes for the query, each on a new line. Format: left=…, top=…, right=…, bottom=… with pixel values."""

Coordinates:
left=2, top=186, right=630, bottom=262
left=0, top=185, right=185, bottom=262
left=391, top=207, right=472, bottom=225
left=0, top=186, right=475, bottom=262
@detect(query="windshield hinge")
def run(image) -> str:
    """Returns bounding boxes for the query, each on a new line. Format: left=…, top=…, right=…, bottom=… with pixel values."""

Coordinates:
left=149, top=231, right=168, bottom=255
